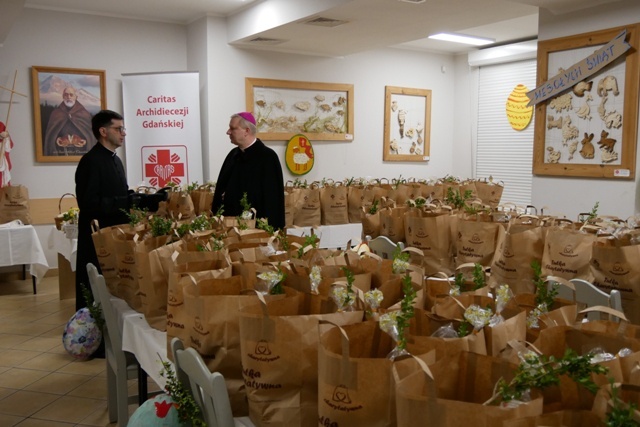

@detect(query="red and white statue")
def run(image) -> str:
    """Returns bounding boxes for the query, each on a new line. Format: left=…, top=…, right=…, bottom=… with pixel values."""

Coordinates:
left=0, top=121, right=13, bottom=187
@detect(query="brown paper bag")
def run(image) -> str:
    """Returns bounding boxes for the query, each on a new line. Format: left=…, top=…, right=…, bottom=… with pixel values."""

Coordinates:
left=0, top=184, right=31, bottom=224
left=293, top=185, right=321, bottom=227
left=239, top=292, right=363, bottom=427
left=455, top=214, right=500, bottom=267
left=167, top=188, right=195, bottom=219
left=541, top=220, right=596, bottom=280
left=393, top=352, right=543, bottom=427
left=404, top=207, right=454, bottom=275
left=348, top=185, right=376, bottom=224
left=361, top=207, right=381, bottom=240
left=134, top=234, right=172, bottom=328
left=91, top=222, right=121, bottom=295
left=409, top=308, right=488, bottom=355
left=503, top=410, right=604, bottom=427
left=432, top=294, right=526, bottom=356
left=489, top=217, right=544, bottom=294
left=318, top=321, right=436, bottom=427
left=320, top=183, right=349, bottom=225
left=182, top=279, right=296, bottom=417
left=379, top=206, right=407, bottom=243
left=592, top=382, right=640, bottom=425
left=532, top=325, right=640, bottom=411
left=474, top=179, right=504, bottom=208
left=591, top=242, right=640, bottom=324
left=165, top=249, right=232, bottom=358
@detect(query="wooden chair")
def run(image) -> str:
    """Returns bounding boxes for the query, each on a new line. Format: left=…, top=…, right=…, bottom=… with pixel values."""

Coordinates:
left=87, top=263, right=149, bottom=425
left=551, top=276, right=625, bottom=322
left=170, top=337, right=254, bottom=427
left=366, top=235, right=404, bottom=259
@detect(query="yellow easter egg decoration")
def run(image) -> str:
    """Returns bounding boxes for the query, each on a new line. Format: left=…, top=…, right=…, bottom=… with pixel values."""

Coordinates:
left=506, top=84, right=533, bottom=131
left=285, top=134, right=314, bottom=175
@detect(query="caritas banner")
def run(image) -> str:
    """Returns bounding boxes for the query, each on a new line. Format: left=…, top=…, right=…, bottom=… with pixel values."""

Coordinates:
left=122, top=72, right=203, bottom=188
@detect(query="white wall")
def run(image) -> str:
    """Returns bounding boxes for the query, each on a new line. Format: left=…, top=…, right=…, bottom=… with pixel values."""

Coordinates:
left=4, top=3, right=640, bottom=272
left=532, top=0, right=640, bottom=219
left=0, top=9, right=187, bottom=267
left=198, top=16, right=458, bottom=185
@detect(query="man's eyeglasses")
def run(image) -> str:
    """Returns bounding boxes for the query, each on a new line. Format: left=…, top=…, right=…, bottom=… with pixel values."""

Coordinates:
left=108, top=126, right=126, bottom=133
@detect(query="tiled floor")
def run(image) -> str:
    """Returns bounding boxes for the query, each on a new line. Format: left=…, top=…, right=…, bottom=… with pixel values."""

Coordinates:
left=0, top=273, right=152, bottom=427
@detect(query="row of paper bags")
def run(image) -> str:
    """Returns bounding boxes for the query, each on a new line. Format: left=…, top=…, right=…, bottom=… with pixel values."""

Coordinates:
left=364, top=209, right=640, bottom=324
left=284, top=177, right=504, bottom=227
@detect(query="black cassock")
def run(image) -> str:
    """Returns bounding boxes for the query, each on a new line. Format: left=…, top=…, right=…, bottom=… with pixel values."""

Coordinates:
left=74, top=143, right=129, bottom=310
left=212, top=139, right=285, bottom=230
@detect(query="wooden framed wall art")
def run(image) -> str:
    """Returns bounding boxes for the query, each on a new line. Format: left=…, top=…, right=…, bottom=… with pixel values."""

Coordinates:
left=383, top=85, right=431, bottom=162
left=531, top=24, right=640, bottom=179
left=31, top=66, right=106, bottom=163
left=245, top=77, right=354, bottom=141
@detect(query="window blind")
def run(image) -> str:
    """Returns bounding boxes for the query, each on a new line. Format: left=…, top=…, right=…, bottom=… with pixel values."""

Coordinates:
left=476, top=60, right=536, bottom=207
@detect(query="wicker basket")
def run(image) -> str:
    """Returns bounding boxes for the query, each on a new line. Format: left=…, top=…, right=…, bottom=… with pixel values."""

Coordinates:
left=55, top=193, right=77, bottom=230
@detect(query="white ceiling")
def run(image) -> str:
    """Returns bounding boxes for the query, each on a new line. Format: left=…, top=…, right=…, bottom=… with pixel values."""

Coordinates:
left=1, top=0, right=626, bottom=56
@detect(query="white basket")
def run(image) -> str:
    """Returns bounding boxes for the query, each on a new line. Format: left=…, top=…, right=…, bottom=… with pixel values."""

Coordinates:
left=62, top=223, right=79, bottom=240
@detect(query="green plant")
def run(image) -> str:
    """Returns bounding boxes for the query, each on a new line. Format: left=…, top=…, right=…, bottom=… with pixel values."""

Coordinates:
left=391, top=244, right=410, bottom=274
left=122, top=207, right=148, bottom=226
left=159, top=358, right=206, bottom=427
left=296, top=234, right=318, bottom=258
left=80, top=283, right=104, bottom=331
left=532, top=260, right=558, bottom=309
left=149, top=216, right=173, bottom=237
left=457, top=321, right=471, bottom=337
left=472, top=263, right=486, bottom=290
left=256, top=218, right=275, bottom=234
left=368, top=198, right=380, bottom=215
left=176, top=222, right=191, bottom=237
left=341, top=267, right=355, bottom=307
left=186, top=181, right=199, bottom=192
left=587, top=201, right=600, bottom=222
left=445, top=187, right=473, bottom=210
left=491, top=349, right=608, bottom=405
left=607, top=379, right=639, bottom=426
left=396, top=273, right=417, bottom=351
left=62, top=207, right=80, bottom=223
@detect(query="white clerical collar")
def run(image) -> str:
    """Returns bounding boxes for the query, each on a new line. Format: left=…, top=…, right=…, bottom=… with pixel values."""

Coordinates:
left=241, top=138, right=257, bottom=151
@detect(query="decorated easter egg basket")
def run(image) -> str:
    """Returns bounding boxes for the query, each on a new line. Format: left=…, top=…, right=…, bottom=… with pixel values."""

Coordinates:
left=62, top=307, right=102, bottom=360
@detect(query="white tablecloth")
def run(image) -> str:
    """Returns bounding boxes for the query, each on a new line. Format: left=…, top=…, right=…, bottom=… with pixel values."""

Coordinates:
left=287, top=223, right=362, bottom=249
left=0, top=221, right=49, bottom=282
left=110, top=295, right=168, bottom=389
left=47, top=228, right=78, bottom=271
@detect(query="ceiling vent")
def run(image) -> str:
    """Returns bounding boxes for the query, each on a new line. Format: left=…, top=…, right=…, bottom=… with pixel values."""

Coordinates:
left=247, top=37, right=287, bottom=45
left=304, top=17, right=349, bottom=27
left=398, top=0, right=427, bottom=3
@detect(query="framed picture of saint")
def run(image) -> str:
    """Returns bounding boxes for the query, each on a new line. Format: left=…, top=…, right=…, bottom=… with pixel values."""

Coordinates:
left=31, top=66, right=106, bottom=163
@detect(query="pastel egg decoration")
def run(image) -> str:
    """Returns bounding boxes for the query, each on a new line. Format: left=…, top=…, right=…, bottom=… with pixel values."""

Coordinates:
left=62, top=307, right=102, bottom=360
left=506, top=84, right=533, bottom=131
left=128, top=393, right=184, bottom=427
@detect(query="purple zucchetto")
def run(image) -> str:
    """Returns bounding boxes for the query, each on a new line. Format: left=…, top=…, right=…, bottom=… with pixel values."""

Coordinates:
left=237, top=112, right=256, bottom=125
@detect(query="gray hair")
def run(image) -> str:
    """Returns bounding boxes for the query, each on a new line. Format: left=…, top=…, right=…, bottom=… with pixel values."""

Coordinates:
left=231, top=113, right=257, bottom=135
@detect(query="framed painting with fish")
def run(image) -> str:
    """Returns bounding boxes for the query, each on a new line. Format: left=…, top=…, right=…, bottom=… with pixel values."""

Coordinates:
left=383, top=86, right=432, bottom=162
left=245, top=77, right=354, bottom=141
left=31, top=66, right=107, bottom=163
left=532, top=24, right=640, bottom=179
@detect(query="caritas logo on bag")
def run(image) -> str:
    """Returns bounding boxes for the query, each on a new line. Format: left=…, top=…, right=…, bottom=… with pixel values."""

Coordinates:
left=141, top=145, right=188, bottom=187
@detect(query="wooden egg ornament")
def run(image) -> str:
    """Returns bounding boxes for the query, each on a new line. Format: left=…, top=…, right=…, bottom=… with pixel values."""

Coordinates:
left=506, top=84, right=533, bottom=131
left=285, top=134, right=315, bottom=175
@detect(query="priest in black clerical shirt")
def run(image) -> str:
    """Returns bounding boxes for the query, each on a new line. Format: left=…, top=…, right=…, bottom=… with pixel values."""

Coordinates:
left=74, top=110, right=130, bottom=311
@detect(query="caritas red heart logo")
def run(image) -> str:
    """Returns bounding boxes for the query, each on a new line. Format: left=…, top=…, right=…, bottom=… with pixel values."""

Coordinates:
left=141, top=145, right=188, bottom=187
